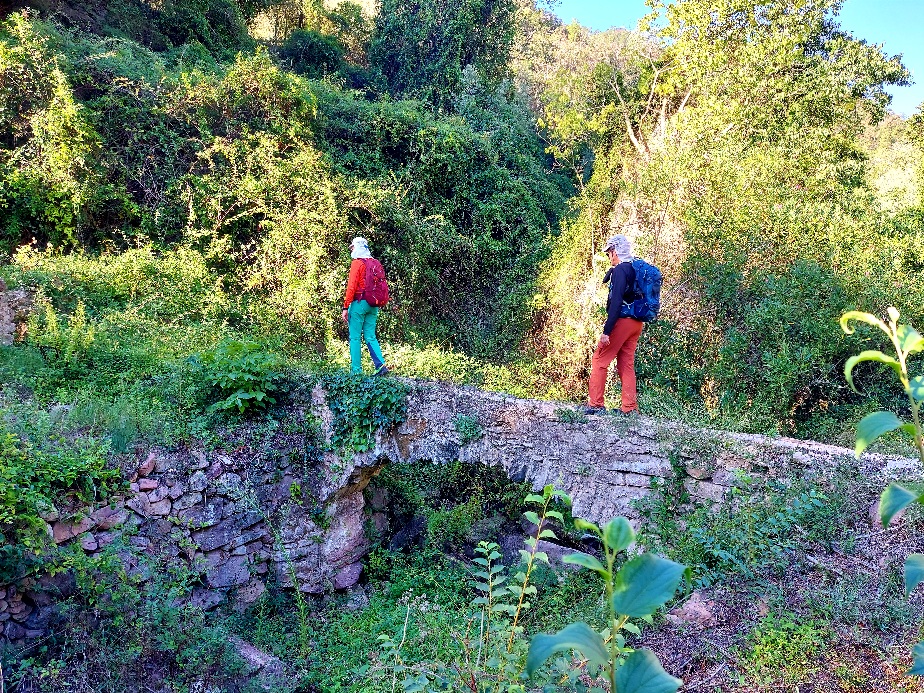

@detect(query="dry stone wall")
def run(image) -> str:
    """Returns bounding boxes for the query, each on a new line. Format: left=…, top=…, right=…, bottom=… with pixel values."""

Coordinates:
left=0, top=387, right=384, bottom=644
left=2, top=379, right=920, bottom=645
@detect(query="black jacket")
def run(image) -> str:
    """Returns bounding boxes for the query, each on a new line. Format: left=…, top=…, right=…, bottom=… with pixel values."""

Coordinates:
left=602, top=262, right=637, bottom=336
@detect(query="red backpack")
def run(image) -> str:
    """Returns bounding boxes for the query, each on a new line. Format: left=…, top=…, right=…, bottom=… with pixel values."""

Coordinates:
left=361, top=258, right=390, bottom=307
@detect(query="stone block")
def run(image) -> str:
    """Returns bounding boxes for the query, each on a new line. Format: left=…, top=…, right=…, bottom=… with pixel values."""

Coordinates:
left=150, top=499, right=172, bottom=516
left=684, top=479, right=726, bottom=503
left=190, top=450, right=210, bottom=470
left=193, top=513, right=264, bottom=552
left=234, top=580, right=266, bottom=609
left=711, top=469, right=742, bottom=487
left=5, top=621, right=26, bottom=640
left=138, top=478, right=159, bottom=491
left=90, top=506, right=129, bottom=530
left=126, top=495, right=152, bottom=518
left=147, top=484, right=171, bottom=503
left=333, top=563, right=362, bottom=590
left=96, top=531, right=118, bottom=549
left=177, top=499, right=224, bottom=528
left=191, top=587, right=225, bottom=611
left=623, top=472, right=654, bottom=487
left=204, top=550, right=227, bottom=570
left=137, top=452, right=157, bottom=477
left=231, top=636, right=284, bottom=679
left=189, top=470, right=209, bottom=493
left=9, top=602, right=32, bottom=622
left=227, top=529, right=268, bottom=551
left=207, top=555, right=251, bottom=588
left=80, top=534, right=98, bottom=551
left=52, top=517, right=95, bottom=544
left=173, top=493, right=202, bottom=512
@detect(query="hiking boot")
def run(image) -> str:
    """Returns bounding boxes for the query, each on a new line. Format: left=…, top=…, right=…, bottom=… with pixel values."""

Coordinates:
left=583, top=406, right=606, bottom=416
left=374, top=365, right=390, bottom=377
left=615, top=409, right=639, bottom=418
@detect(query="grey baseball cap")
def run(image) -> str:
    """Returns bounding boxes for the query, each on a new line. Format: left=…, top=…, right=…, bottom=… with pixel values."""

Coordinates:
left=603, top=234, right=633, bottom=259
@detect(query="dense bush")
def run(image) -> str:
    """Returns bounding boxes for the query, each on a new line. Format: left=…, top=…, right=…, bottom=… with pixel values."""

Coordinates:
left=0, top=11, right=567, bottom=362
left=369, top=0, right=518, bottom=108
left=279, top=28, right=344, bottom=76
left=191, top=339, right=284, bottom=413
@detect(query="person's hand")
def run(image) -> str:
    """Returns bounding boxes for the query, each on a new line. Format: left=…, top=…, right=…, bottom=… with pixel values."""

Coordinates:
left=599, top=334, right=610, bottom=347
left=342, top=309, right=349, bottom=324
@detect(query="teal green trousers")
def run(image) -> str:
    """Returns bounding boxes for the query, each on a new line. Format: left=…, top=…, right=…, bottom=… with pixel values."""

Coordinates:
left=348, top=299, right=384, bottom=374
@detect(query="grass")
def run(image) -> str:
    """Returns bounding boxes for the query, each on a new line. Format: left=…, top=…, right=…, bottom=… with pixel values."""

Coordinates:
left=738, top=613, right=830, bottom=686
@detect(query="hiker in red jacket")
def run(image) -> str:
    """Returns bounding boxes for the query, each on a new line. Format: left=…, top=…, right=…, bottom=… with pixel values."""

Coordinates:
left=586, top=235, right=643, bottom=415
left=342, top=237, right=389, bottom=376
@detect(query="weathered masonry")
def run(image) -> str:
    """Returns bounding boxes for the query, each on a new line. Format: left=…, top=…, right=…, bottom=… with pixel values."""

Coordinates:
left=2, top=380, right=918, bottom=643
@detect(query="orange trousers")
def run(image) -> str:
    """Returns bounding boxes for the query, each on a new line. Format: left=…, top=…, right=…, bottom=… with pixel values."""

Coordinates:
left=588, top=318, right=644, bottom=411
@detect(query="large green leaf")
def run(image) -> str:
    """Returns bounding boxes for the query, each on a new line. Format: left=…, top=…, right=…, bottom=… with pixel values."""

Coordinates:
left=615, top=649, right=682, bottom=693
left=563, top=552, right=610, bottom=578
left=612, top=554, right=686, bottom=618
left=910, top=376, right=924, bottom=402
left=909, top=642, right=924, bottom=676
left=525, top=622, right=609, bottom=676
left=603, top=517, right=635, bottom=552
left=905, top=554, right=924, bottom=597
left=855, top=411, right=906, bottom=457
left=574, top=518, right=601, bottom=534
left=840, top=311, right=889, bottom=336
left=843, top=351, right=902, bottom=392
left=880, top=483, right=921, bottom=527
left=898, top=324, right=924, bottom=355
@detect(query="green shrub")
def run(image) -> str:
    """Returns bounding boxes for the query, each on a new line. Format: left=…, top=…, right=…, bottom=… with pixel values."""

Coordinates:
left=452, top=413, right=483, bottom=444
left=2, top=547, right=251, bottom=691
left=425, top=495, right=481, bottom=548
left=637, top=471, right=825, bottom=587
left=279, top=29, right=344, bottom=77
left=740, top=614, right=829, bottom=686
left=191, top=339, right=284, bottom=414
left=0, top=426, right=120, bottom=581
left=155, top=0, right=251, bottom=57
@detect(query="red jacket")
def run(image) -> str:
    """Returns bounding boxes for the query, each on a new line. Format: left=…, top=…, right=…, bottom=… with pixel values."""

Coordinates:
left=343, top=259, right=366, bottom=308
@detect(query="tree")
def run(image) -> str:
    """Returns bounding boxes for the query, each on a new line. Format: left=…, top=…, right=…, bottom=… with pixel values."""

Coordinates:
left=368, top=0, right=518, bottom=109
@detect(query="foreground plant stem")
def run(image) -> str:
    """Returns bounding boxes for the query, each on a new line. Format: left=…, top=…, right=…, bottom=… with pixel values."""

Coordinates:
left=506, top=493, right=554, bottom=653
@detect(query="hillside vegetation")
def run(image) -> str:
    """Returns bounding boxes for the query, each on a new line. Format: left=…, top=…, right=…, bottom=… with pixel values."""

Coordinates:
left=1, top=0, right=924, bottom=690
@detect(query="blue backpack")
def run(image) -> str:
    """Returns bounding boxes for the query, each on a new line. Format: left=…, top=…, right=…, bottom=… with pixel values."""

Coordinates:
left=618, top=259, right=662, bottom=323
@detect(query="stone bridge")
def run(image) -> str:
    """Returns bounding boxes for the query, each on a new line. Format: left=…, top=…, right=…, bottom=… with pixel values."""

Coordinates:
left=2, top=378, right=919, bottom=644
left=355, top=380, right=919, bottom=524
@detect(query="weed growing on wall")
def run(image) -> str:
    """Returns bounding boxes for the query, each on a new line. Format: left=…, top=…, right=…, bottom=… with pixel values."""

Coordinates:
left=0, top=424, right=121, bottom=582
left=452, top=413, right=483, bottom=444
left=321, top=371, right=409, bottom=453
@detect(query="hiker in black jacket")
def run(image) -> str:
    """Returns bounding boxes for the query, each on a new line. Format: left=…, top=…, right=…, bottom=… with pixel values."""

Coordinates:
left=586, top=235, right=644, bottom=414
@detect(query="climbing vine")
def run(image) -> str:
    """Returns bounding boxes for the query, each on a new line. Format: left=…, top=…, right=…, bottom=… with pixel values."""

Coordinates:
left=320, top=371, right=409, bottom=453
